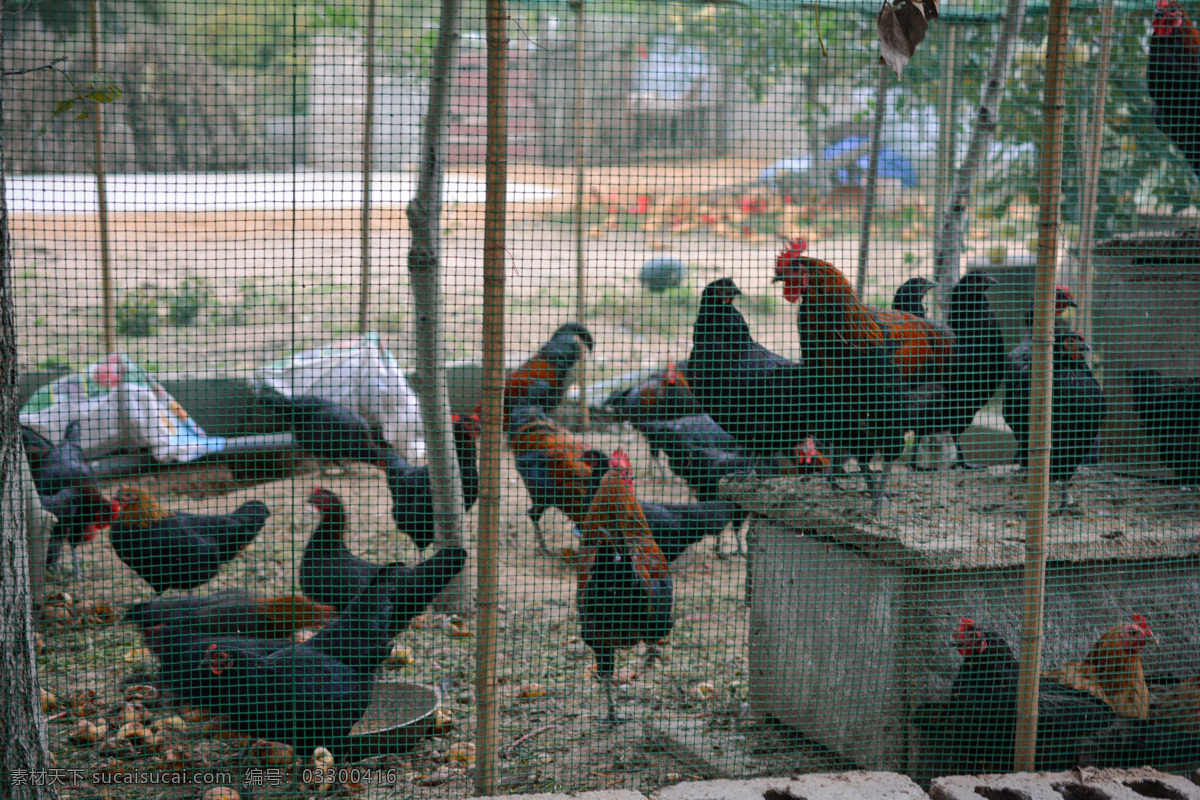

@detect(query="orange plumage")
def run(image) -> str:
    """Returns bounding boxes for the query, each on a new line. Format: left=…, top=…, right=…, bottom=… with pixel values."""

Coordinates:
left=510, top=415, right=597, bottom=526
left=1044, top=614, right=1157, bottom=719
left=254, top=596, right=338, bottom=638
left=1152, top=675, right=1200, bottom=733
left=575, top=449, right=674, bottom=721
left=774, top=249, right=953, bottom=382
left=577, top=452, right=669, bottom=594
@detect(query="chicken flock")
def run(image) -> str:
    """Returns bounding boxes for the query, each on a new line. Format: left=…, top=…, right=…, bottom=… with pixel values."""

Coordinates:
left=15, top=212, right=1197, bottom=790
left=25, top=234, right=1200, bottom=778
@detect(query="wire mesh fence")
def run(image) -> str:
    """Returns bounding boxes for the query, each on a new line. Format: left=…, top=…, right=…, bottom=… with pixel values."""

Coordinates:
left=3, top=0, right=1200, bottom=797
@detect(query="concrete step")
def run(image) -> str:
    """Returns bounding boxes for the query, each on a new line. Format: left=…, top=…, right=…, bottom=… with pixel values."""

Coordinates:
left=651, top=772, right=928, bottom=800
left=930, top=768, right=1200, bottom=800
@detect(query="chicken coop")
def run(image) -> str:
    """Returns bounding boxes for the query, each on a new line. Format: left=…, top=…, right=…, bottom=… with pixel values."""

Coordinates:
left=4, top=0, right=1200, bottom=797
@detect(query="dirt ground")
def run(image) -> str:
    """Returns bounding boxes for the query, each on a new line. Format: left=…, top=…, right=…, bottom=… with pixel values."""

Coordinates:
left=12, top=157, right=1005, bottom=798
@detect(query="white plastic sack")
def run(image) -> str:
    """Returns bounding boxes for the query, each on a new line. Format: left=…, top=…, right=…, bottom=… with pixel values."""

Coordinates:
left=20, top=353, right=226, bottom=463
left=255, top=332, right=426, bottom=461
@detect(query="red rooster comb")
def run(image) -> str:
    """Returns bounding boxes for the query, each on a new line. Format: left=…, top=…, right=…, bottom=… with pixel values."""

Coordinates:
left=609, top=449, right=633, bottom=471
left=953, top=617, right=987, bottom=656
left=776, top=238, right=808, bottom=268
left=1123, top=613, right=1158, bottom=651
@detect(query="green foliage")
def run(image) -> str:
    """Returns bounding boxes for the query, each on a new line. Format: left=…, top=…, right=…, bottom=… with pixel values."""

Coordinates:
left=167, top=276, right=212, bottom=326
left=50, top=72, right=123, bottom=121
left=116, top=284, right=160, bottom=337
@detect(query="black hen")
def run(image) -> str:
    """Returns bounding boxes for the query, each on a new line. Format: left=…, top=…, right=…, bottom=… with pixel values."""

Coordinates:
left=1004, top=329, right=1106, bottom=513
left=914, top=618, right=1119, bottom=773
left=908, top=271, right=1006, bottom=470
left=891, top=276, right=937, bottom=318
left=1127, top=367, right=1200, bottom=487
left=301, top=487, right=395, bottom=611
left=149, top=548, right=466, bottom=758
left=641, top=498, right=743, bottom=563
left=1149, top=0, right=1200, bottom=179
left=687, top=278, right=812, bottom=469
left=1003, top=286, right=1078, bottom=469
left=600, top=361, right=703, bottom=425
left=386, top=414, right=480, bottom=551
left=108, top=488, right=271, bottom=593
left=259, top=389, right=396, bottom=472
left=22, top=421, right=117, bottom=579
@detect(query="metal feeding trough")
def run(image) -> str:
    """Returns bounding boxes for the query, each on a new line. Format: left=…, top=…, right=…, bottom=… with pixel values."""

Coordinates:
left=345, top=681, right=441, bottom=761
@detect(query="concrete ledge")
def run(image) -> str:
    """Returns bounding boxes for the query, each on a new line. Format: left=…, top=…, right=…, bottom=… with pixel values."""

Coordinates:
left=930, top=768, right=1200, bottom=800
left=651, top=772, right=928, bottom=800
left=474, top=792, right=647, bottom=800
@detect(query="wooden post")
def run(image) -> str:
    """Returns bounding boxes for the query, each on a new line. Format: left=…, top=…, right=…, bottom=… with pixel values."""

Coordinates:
left=1016, top=0, right=1071, bottom=771
left=856, top=63, right=889, bottom=300
left=475, top=0, right=507, bottom=792
left=1074, top=0, right=1113, bottom=349
left=358, top=0, right=377, bottom=334
left=89, top=0, right=115, bottom=354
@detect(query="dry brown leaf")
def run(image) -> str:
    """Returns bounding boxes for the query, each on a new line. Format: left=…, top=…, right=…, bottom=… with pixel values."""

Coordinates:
left=877, top=0, right=939, bottom=78
left=447, top=741, right=476, bottom=767
left=68, top=718, right=107, bottom=744
left=200, top=788, right=241, bottom=800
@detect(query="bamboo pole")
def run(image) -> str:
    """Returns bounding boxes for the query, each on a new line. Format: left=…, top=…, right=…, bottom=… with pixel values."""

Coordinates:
left=856, top=63, right=889, bottom=300
left=89, top=0, right=114, bottom=354
left=358, top=0, right=377, bottom=334
left=572, top=0, right=589, bottom=428
left=475, top=0, right=507, bottom=792
left=1015, top=0, right=1071, bottom=771
left=1074, top=0, right=1114, bottom=349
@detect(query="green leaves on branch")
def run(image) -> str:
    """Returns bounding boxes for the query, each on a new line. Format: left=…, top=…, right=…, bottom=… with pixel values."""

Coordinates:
left=50, top=71, right=123, bottom=122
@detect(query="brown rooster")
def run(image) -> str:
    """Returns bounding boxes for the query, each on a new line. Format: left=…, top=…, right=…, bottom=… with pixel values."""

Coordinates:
left=508, top=405, right=609, bottom=554
left=1044, top=614, right=1157, bottom=719
left=577, top=449, right=674, bottom=723
left=773, top=240, right=935, bottom=513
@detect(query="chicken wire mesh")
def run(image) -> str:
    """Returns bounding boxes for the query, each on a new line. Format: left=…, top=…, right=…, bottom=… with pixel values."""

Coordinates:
left=2, top=0, right=1200, bottom=797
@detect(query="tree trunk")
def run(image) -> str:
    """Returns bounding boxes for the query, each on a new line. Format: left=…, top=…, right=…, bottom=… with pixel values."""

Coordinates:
left=407, top=0, right=470, bottom=612
left=932, top=0, right=1028, bottom=306
left=0, top=66, right=60, bottom=799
